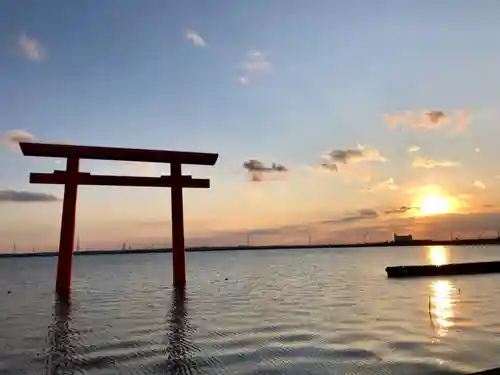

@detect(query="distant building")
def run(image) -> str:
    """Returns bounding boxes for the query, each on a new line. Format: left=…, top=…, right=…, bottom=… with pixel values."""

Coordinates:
left=394, top=233, right=413, bottom=242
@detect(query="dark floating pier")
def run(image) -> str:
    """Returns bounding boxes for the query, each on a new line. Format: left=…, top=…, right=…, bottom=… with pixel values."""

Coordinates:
left=386, top=260, right=500, bottom=278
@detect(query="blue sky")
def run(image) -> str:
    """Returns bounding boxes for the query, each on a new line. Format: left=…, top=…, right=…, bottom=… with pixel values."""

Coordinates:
left=1, top=0, right=500, bottom=251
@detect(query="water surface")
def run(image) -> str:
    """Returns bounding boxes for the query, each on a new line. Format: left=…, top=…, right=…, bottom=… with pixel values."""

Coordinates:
left=1, top=245, right=500, bottom=374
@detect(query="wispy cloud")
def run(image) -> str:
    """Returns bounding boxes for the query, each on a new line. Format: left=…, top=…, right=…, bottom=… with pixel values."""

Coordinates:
left=455, top=110, right=471, bottom=133
left=320, top=145, right=387, bottom=172
left=241, top=50, right=271, bottom=73
left=412, top=156, right=459, bottom=169
left=238, top=76, right=249, bottom=85
left=318, top=163, right=338, bottom=172
left=473, top=180, right=486, bottom=189
left=121, top=161, right=159, bottom=176
left=382, top=178, right=399, bottom=190
left=0, top=190, right=59, bottom=202
left=238, top=50, right=271, bottom=84
left=308, top=163, right=377, bottom=183
left=362, top=178, right=399, bottom=192
left=406, top=184, right=453, bottom=198
left=321, top=208, right=379, bottom=224
left=385, top=109, right=470, bottom=133
left=18, top=33, right=46, bottom=61
left=407, top=146, right=420, bottom=153
left=1, top=129, right=36, bottom=150
left=243, top=159, right=287, bottom=181
left=384, top=206, right=417, bottom=215
left=185, top=29, right=207, bottom=47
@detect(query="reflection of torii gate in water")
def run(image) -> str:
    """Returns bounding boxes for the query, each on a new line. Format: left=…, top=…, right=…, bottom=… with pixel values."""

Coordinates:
left=19, top=142, right=218, bottom=295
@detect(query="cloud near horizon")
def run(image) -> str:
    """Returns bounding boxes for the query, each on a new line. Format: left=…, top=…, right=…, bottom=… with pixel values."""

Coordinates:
left=217, top=209, right=500, bottom=246
left=407, top=146, right=420, bottom=153
left=1, top=129, right=36, bottom=150
left=18, top=33, right=46, bottom=61
left=385, top=109, right=470, bottom=133
left=243, top=159, right=287, bottom=181
left=185, top=29, right=207, bottom=47
left=0, top=190, right=59, bottom=202
left=412, top=156, right=459, bottom=169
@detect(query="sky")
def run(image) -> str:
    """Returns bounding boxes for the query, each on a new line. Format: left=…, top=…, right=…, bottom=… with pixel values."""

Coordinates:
left=2, top=0, right=500, bottom=252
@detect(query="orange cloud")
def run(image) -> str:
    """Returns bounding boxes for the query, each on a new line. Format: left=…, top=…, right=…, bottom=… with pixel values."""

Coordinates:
left=385, top=109, right=470, bottom=133
left=412, top=156, right=459, bottom=169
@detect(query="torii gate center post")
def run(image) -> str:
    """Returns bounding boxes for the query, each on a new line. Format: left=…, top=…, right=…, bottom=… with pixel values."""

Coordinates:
left=19, top=142, right=218, bottom=296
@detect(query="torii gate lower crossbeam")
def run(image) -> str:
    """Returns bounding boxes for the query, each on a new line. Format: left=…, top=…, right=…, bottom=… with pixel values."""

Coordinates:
left=19, top=142, right=218, bottom=296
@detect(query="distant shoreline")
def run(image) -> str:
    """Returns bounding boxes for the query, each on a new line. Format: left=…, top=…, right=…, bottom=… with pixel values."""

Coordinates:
left=1, top=237, right=500, bottom=258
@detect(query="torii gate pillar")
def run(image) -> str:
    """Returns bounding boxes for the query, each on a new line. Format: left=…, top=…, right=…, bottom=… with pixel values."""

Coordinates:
left=56, top=157, right=79, bottom=295
left=170, top=163, right=186, bottom=286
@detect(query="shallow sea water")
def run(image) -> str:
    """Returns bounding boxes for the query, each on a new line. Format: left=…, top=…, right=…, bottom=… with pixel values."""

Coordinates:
left=1, top=245, right=500, bottom=374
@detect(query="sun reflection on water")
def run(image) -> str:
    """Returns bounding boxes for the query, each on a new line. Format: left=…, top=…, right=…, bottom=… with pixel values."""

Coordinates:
left=428, top=245, right=449, bottom=266
left=426, top=246, right=461, bottom=338
left=429, top=280, right=460, bottom=337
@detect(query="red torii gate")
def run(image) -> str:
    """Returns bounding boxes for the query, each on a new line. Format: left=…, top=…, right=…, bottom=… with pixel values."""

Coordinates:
left=19, top=142, right=218, bottom=295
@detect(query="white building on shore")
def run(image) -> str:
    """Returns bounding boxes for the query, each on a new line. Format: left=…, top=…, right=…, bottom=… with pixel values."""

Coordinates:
left=393, top=233, right=413, bottom=242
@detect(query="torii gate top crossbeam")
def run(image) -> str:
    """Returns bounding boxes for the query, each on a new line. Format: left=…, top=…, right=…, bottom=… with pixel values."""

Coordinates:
left=19, top=142, right=218, bottom=165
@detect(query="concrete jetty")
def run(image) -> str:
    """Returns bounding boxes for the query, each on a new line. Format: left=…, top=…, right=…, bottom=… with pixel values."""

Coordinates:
left=386, top=260, right=500, bottom=278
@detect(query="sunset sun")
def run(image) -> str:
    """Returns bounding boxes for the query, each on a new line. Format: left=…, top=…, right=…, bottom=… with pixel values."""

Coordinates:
left=419, top=194, right=452, bottom=215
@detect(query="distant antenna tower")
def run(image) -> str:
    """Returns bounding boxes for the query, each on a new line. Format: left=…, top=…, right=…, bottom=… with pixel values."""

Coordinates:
left=13, top=243, right=16, bottom=253
left=308, top=232, right=312, bottom=245
left=76, top=236, right=80, bottom=252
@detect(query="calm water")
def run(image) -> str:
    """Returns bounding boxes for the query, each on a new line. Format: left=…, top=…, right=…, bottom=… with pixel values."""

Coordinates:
left=1, top=246, right=500, bottom=375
